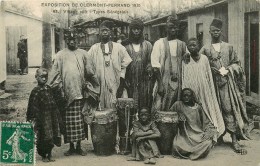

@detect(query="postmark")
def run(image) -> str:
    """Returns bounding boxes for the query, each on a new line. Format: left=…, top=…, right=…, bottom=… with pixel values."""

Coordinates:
left=0, top=121, right=35, bottom=165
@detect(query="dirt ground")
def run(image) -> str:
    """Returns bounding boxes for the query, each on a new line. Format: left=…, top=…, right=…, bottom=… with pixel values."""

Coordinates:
left=1, top=68, right=260, bottom=166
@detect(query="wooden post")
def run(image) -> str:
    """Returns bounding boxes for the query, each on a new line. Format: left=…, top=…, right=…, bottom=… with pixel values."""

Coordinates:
left=42, top=6, right=52, bottom=70
left=171, top=0, right=178, bottom=16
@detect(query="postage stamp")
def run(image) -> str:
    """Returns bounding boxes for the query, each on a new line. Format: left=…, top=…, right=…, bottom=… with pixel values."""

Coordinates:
left=0, top=121, right=35, bottom=165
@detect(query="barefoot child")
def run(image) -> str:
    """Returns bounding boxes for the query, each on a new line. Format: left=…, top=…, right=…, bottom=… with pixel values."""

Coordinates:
left=27, top=68, right=61, bottom=162
left=130, top=108, right=161, bottom=164
left=172, top=88, right=217, bottom=160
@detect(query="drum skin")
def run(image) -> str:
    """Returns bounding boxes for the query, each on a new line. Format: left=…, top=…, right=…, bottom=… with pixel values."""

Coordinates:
left=156, top=111, right=178, bottom=155
left=91, top=109, right=117, bottom=156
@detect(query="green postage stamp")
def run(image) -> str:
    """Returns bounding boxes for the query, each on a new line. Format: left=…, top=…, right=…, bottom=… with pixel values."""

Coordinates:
left=0, top=121, right=35, bottom=165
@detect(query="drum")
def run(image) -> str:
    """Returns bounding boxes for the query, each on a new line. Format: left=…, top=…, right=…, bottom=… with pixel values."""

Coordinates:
left=116, top=98, right=137, bottom=154
left=156, top=111, right=178, bottom=155
left=90, top=108, right=118, bottom=156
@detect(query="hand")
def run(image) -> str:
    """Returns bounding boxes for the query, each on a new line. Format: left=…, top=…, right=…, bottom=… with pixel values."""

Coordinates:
left=201, top=131, right=214, bottom=141
left=136, top=137, right=144, bottom=142
left=116, top=77, right=125, bottom=98
left=183, top=52, right=190, bottom=64
left=147, top=130, right=154, bottom=135
left=146, top=65, right=153, bottom=77
left=219, top=67, right=229, bottom=76
left=157, top=83, right=165, bottom=97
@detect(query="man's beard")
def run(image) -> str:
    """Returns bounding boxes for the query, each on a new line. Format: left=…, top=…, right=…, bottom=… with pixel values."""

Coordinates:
left=167, top=32, right=177, bottom=40
left=68, top=45, right=76, bottom=51
left=129, top=31, right=143, bottom=44
left=101, top=35, right=110, bottom=43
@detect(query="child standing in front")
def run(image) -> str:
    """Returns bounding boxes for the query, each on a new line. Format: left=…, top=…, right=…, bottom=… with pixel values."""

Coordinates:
left=27, top=68, right=61, bottom=162
left=129, top=107, right=161, bottom=164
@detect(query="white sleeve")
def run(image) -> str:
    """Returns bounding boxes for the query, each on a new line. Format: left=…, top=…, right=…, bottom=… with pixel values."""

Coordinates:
left=151, top=40, right=162, bottom=68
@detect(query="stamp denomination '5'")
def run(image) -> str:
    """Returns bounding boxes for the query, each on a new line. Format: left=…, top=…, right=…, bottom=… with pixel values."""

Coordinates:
left=0, top=121, right=35, bottom=165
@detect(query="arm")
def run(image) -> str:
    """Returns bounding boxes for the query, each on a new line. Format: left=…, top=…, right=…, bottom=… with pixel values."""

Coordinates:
left=227, top=45, right=240, bottom=73
left=132, top=121, right=154, bottom=139
left=117, top=46, right=132, bottom=97
left=84, top=50, right=100, bottom=102
left=26, top=89, right=39, bottom=122
left=119, top=46, right=132, bottom=79
left=136, top=122, right=161, bottom=141
left=48, top=54, right=63, bottom=96
left=151, top=41, right=164, bottom=96
left=199, top=106, right=217, bottom=141
left=146, top=41, right=153, bottom=77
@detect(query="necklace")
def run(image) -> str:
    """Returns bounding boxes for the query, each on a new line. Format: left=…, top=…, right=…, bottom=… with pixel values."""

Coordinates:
left=101, top=41, right=113, bottom=67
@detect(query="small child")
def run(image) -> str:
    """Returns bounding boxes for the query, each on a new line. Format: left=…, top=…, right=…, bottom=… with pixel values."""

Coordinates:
left=129, top=107, right=161, bottom=164
left=172, top=88, right=217, bottom=160
left=26, top=68, right=61, bottom=162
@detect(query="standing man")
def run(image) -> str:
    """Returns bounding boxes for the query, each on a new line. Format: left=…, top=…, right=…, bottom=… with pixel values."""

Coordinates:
left=87, top=20, right=132, bottom=109
left=151, top=16, right=186, bottom=114
left=200, top=18, right=250, bottom=155
left=49, top=29, right=95, bottom=156
left=17, top=35, right=28, bottom=75
left=123, top=18, right=153, bottom=109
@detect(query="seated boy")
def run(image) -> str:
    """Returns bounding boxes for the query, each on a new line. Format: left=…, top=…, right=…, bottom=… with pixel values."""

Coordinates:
left=129, top=107, right=161, bottom=164
left=172, top=88, right=217, bottom=160
left=26, top=68, right=61, bottom=162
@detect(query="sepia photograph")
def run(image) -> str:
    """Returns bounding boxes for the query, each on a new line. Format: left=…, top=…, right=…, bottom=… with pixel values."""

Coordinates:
left=0, top=0, right=260, bottom=165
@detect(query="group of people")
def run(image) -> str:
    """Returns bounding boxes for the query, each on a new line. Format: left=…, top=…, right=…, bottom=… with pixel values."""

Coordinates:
left=26, top=15, right=251, bottom=164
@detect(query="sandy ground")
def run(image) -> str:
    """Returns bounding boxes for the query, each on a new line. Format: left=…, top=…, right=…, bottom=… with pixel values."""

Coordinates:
left=1, top=68, right=260, bottom=166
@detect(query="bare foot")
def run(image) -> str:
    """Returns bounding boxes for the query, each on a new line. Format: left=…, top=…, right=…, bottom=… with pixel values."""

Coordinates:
left=232, top=142, right=247, bottom=155
left=47, top=154, right=55, bottom=162
left=75, top=148, right=87, bottom=156
left=149, top=158, right=156, bottom=164
left=42, top=157, right=49, bottom=162
left=64, top=148, right=75, bottom=156
left=144, top=159, right=150, bottom=164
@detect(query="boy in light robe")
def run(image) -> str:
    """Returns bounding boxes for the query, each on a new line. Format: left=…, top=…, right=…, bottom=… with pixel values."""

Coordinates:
left=182, top=37, right=225, bottom=140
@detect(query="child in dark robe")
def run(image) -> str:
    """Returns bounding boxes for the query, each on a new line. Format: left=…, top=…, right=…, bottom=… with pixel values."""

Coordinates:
left=27, top=68, right=61, bottom=162
left=172, top=88, right=217, bottom=160
left=129, top=108, right=161, bottom=164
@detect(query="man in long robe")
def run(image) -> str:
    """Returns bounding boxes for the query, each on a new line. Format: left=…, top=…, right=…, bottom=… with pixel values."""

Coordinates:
left=182, top=38, right=225, bottom=140
left=124, top=18, right=153, bottom=109
left=151, top=16, right=186, bottom=114
left=199, top=18, right=250, bottom=155
left=87, top=20, right=132, bottom=109
left=49, top=29, right=97, bottom=156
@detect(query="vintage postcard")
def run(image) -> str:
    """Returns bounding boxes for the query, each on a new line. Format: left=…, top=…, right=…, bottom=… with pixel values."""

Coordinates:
left=0, top=0, right=260, bottom=166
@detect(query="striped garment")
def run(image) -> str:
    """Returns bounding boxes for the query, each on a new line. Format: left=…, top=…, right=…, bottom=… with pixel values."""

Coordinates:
left=64, top=99, right=86, bottom=143
left=182, top=54, right=225, bottom=139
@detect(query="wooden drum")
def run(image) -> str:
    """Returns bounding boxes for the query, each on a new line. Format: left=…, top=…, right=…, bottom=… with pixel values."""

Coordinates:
left=90, top=108, right=118, bottom=156
left=156, top=111, right=178, bottom=155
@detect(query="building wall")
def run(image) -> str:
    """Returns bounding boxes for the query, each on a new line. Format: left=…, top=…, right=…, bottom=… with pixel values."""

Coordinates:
left=0, top=2, right=6, bottom=82
left=188, top=9, right=215, bottom=46
left=5, top=11, right=45, bottom=67
left=228, top=0, right=245, bottom=68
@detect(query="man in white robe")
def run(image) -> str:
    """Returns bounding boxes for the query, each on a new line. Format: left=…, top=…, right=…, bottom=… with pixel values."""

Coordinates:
left=87, top=20, right=132, bottom=109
